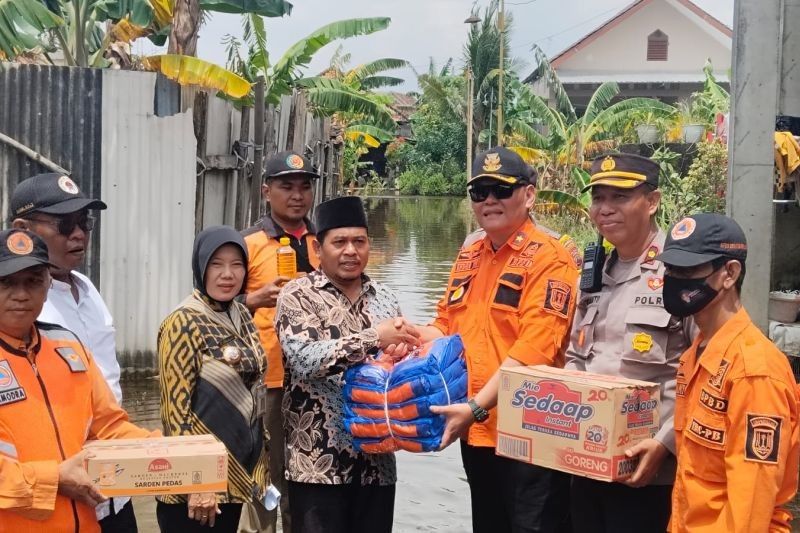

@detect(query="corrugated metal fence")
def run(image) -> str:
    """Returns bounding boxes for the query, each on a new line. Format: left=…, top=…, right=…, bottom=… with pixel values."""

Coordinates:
left=0, top=64, right=103, bottom=281
left=0, top=64, right=342, bottom=375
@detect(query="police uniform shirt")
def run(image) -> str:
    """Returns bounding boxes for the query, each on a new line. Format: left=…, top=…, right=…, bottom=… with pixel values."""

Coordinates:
left=565, top=230, right=694, bottom=483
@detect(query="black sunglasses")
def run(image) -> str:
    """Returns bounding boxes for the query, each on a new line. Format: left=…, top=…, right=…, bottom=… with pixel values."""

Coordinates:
left=468, top=182, right=523, bottom=203
left=28, top=214, right=95, bottom=236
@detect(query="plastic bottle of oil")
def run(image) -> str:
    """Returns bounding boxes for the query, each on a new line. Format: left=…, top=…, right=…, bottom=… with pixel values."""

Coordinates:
left=276, top=237, right=297, bottom=279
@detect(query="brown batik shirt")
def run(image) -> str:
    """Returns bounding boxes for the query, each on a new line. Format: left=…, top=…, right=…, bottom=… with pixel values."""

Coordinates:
left=274, top=270, right=400, bottom=486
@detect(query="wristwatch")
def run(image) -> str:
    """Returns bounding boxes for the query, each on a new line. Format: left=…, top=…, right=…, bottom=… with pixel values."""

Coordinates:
left=467, top=398, right=490, bottom=423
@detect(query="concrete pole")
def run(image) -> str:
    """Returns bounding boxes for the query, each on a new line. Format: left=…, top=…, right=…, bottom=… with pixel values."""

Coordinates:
left=728, top=0, right=782, bottom=331
left=497, top=0, right=505, bottom=147
left=467, top=67, right=474, bottom=180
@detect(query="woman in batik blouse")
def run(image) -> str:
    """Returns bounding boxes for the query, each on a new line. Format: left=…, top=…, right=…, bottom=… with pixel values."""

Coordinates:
left=156, top=226, right=268, bottom=532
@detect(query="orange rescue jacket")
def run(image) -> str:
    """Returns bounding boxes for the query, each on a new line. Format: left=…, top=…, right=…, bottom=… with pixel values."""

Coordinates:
left=432, top=218, right=579, bottom=447
left=0, top=323, right=152, bottom=533
left=672, top=308, right=800, bottom=532
left=243, top=216, right=319, bottom=388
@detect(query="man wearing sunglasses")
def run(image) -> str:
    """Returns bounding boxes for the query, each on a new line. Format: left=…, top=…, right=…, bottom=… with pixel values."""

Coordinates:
left=409, top=146, right=579, bottom=532
left=9, top=173, right=135, bottom=532
left=563, top=153, right=694, bottom=533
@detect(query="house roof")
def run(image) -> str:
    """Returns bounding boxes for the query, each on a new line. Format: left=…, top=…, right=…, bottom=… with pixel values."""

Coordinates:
left=386, top=92, right=417, bottom=123
left=543, top=0, right=731, bottom=72
left=555, top=71, right=730, bottom=84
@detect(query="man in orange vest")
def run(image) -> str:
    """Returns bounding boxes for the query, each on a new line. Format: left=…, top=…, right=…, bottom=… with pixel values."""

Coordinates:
left=239, top=150, right=321, bottom=533
left=0, top=229, right=154, bottom=533
left=412, top=147, right=579, bottom=532
left=657, top=213, right=800, bottom=532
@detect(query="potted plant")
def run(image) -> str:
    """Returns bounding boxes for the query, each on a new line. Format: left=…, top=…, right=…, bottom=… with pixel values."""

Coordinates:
left=677, top=100, right=710, bottom=143
left=633, top=111, right=662, bottom=144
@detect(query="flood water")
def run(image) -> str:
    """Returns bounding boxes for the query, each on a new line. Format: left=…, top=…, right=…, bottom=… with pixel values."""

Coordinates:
left=121, top=196, right=476, bottom=532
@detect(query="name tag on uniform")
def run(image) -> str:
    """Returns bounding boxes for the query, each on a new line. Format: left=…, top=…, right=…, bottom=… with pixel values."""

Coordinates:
left=633, top=293, right=663, bottom=307
left=55, top=347, right=87, bottom=373
left=0, top=360, right=26, bottom=406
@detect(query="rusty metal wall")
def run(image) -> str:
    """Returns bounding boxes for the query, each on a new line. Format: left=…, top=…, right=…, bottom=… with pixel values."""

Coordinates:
left=0, top=63, right=103, bottom=283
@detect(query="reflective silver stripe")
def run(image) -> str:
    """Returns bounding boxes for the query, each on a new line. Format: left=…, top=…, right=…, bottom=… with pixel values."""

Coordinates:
left=0, top=440, right=18, bottom=459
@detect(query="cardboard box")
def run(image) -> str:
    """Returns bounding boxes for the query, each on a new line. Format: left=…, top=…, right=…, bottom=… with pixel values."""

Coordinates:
left=84, top=435, right=228, bottom=496
left=496, top=366, right=660, bottom=482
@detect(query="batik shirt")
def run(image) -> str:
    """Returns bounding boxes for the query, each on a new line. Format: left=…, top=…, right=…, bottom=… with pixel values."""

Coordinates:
left=275, top=270, right=399, bottom=486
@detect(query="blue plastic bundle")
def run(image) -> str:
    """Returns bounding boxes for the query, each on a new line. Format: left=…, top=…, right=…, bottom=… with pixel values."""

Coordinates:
left=343, top=335, right=467, bottom=453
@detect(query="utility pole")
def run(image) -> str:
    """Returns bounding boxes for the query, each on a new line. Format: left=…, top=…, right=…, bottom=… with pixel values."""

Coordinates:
left=497, top=0, right=505, bottom=147
left=465, top=14, right=481, bottom=179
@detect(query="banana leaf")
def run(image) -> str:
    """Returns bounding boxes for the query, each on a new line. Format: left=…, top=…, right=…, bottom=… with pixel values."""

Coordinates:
left=143, top=54, right=251, bottom=98
left=200, top=0, right=291, bottom=17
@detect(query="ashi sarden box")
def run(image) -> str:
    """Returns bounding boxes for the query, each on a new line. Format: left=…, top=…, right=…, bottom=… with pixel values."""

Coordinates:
left=84, top=435, right=228, bottom=497
left=496, top=366, right=660, bottom=482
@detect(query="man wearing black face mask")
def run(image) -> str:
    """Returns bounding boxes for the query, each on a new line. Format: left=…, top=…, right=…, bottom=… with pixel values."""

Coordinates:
left=564, top=153, right=695, bottom=533
left=658, top=213, right=800, bottom=533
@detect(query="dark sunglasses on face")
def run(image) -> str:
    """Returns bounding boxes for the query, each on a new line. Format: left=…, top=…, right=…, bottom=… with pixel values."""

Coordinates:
left=468, top=182, right=522, bottom=203
left=28, top=214, right=95, bottom=236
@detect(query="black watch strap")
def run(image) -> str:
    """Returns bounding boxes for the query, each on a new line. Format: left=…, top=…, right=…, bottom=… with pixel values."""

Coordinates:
left=467, top=398, right=489, bottom=423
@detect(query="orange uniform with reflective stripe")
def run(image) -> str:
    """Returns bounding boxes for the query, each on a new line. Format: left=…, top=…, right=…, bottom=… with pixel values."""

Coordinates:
left=0, top=323, right=152, bottom=533
left=672, top=308, right=800, bottom=533
left=432, top=218, right=579, bottom=447
left=243, top=218, right=319, bottom=388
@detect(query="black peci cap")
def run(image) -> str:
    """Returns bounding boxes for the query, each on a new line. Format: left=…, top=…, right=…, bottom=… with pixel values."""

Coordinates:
left=10, top=173, right=107, bottom=219
left=265, top=151, right=320, bottom=180
left=0, top=229, right=54, bottom=277
left=470, top=146, right=538, bottom=186
left=583, top=153, right=660, bottom=192
left=315, top=196, right=368, bottom=234
left=657, top=213, right=747, bottom=268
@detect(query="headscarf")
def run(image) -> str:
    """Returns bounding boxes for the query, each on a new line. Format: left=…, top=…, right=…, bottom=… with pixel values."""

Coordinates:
left=192, top=225, right=249, bottom=302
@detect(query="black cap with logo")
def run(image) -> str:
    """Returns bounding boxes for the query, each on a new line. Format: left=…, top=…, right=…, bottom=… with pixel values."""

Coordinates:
left=656, top=213, right=748, bottom=267
left=470, top=146, right=537, bottom=186
left=0, top=229, right=54, bottom=277
left=10, top=173, right=107, bottom=219
left=583, top=153, right=660, bottom=192
left=265, top=151, right=320, bottom=180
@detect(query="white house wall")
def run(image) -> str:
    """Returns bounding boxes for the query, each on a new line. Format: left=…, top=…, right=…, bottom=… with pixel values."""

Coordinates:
left=555, top=0, right=731, bottom=77
left=100, top=70, right=196, bottom=372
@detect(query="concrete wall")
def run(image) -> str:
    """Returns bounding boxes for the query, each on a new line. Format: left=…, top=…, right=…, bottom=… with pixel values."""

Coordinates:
left=556, top=0, right=730, bottom=76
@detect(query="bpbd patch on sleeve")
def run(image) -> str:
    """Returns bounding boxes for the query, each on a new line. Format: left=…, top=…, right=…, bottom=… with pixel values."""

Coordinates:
left=745, top=413, right=782, bottom=464
left=544, top=279, right=572, bottom=318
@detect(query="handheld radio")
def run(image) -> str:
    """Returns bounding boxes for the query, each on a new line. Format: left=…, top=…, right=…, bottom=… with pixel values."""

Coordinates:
left=579, top=234, right=606, bottom=293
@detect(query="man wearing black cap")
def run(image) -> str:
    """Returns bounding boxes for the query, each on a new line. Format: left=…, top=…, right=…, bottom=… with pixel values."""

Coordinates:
left=410, top=147, right=579, bottom=532
left=274, top=196, right=419, bottom=533
left=240, top=150, right=321, bottom=533
left=563, top=153, right=694, bottom=532
left=0, top=229, right=155, bottom=532
left=9, top=173, right=136, bottom=531
left=657, top=213, right=799, bottom=532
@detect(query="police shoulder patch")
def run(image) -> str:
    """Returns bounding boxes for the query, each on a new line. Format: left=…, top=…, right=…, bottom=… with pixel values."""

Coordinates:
left=745, top=413, right=782, bottom=463
left=544, top=279, right=572, bottom=318
left=55, top=347, right=87, bottom=373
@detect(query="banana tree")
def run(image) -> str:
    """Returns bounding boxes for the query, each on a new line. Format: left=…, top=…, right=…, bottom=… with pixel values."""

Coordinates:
left=224, top=16, right=393, bottom=105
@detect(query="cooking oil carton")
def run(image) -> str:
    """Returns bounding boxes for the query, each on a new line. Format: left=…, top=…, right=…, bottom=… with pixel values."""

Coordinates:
left=496, top=365, right=660, bottom=482
left=84, top=435, right=227, bottom=496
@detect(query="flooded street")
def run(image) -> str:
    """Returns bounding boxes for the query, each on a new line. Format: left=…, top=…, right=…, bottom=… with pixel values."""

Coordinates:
left=122, top=196, right=476, bottom=532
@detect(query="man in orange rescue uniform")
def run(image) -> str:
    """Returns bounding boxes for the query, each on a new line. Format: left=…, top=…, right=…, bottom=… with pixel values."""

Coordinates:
left=0, top=228, right=155, bottom=533
left=413, top=147, right=579, bottom=532
left=239, top=150, right=321, bottom=533
left=657, top=213, right=800, bottom=532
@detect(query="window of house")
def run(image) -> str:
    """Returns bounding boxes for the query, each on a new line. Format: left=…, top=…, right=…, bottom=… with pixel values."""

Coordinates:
left=647, top=30, right=668, bottom=61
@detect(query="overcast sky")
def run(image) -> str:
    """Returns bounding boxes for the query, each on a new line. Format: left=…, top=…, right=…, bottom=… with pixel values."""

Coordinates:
left=135, top=0, right=733, bottom=91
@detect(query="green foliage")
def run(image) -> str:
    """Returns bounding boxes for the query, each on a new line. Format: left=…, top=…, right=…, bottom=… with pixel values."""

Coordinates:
left=681, top=141, right=728, bottom=214
left=396, top=162, right=467, bottom=197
